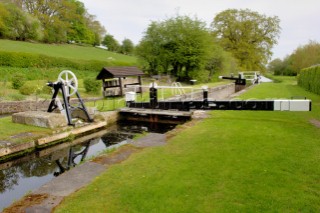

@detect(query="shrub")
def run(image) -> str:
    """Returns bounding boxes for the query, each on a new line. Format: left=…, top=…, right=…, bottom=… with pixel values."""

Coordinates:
left=83, top=77, right=101, bottom=93
left=188, top=69, right=210, bottom=83
left=19, top=82, right=39, bottom=95
left=42, top=84, right=53, bottom=95
left=12, top=73, right=26, bottom=89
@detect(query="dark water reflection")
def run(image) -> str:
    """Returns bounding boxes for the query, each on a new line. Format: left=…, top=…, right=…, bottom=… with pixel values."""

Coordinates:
left=0, top=121, right=176, bottom=211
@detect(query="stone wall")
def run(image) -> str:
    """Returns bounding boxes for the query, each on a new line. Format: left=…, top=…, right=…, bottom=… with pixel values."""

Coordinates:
left=0, top=98, right=101, bottom=115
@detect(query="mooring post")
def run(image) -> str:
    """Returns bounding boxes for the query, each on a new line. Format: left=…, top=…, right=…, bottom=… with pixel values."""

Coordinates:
left=202, top=86, right=208, bottom=107
left=150, top=87, right=158, bottom=109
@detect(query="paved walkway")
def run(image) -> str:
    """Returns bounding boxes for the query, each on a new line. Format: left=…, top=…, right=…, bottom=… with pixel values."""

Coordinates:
left=259, top=75, right=273, bottom=83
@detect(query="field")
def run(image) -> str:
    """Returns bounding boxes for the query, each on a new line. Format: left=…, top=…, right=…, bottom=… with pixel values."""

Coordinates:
left=55, top=77, right=320, bottom=212
left=0, top=39, right=137, bottom=63
left=0, top=39, right=139, bottom=101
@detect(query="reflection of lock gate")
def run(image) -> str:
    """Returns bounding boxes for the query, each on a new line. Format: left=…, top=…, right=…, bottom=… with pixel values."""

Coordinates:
left=47, top=70, right=93, bottom=125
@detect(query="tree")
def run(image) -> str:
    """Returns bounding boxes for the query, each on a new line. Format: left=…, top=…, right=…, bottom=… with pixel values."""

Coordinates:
left=0, top=2, right=10, bottom=37
left=135, top=21, right=166, bottom=75
left=289, top=40, right=320, bottom=74
left=6, top=0, right=105, bottom=44
left=268, top=58, right=283, bottom=75
left=102, top=34, right=120, bottom=52
left=136, top=15, right=216, bottom=80
left=268, top=41, right=320, bottom=76
left=205, top=44, right=238, bottom=80
left=0, top=2, right=42, bottom=40
left=120, top=38, right=134, bottom=55
left=268, top=56, right=295, bottom=76
left=18, top=0, right=69, bottom=42
left=211, top=9, right=281, bottom=71
left=84, top=13, right=106, bottom=45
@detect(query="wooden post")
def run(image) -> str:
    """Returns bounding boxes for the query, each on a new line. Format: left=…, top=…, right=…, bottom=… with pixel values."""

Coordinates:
left=119, top=77, right=123, bottom=96
left=102, top=79, right=106, bottom=97
left=138, top=76, right=142, bottom=93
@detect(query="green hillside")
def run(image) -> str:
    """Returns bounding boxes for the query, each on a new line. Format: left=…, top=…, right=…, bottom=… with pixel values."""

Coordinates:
left=0, top=39, right=137, bottom=64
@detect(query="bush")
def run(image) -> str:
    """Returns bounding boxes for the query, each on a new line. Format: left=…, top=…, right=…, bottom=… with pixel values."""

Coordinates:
left=42, top=84, right=53, bottom=95
left=83, top=77, right=101, bottom=93
left=12, top=73, right=26, bottom=89
left=19, top=82, right=39, bottom=95
left=188, top=69, right=210, bottom=83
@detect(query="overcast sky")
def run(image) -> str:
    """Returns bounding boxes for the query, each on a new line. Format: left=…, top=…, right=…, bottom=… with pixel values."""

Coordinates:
left=80, top=0, right=320, bottom=60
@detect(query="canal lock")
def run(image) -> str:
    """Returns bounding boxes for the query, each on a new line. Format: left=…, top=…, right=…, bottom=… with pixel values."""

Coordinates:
left=0, top=121, right=177, bottom=211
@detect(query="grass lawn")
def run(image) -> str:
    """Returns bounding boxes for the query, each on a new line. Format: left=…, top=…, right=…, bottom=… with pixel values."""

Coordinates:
left=55, top=77, right=320, bottom=212
left=0, top=39, right=137, bottom=63
left=0, top=117, right=52, bottom=144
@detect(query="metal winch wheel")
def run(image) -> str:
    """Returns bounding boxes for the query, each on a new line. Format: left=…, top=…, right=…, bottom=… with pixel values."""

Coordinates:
left=57, top=70, right=78, bottom=97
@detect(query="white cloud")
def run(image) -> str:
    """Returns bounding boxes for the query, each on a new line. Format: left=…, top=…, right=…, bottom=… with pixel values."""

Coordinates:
left=81, top=0, right=320, bottom=60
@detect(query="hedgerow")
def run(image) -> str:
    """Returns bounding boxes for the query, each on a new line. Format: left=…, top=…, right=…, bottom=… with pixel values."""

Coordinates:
left=298, top=65, right=320, bottom=95
left=0, top=51, right=134, bottom=71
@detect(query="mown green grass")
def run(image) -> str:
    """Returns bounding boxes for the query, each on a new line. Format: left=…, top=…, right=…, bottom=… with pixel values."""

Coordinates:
left=0, top=39, right=137, bottom=63
left=55, top=77, right=320, bottom=212
left=0, top=117, right=52, bottom=143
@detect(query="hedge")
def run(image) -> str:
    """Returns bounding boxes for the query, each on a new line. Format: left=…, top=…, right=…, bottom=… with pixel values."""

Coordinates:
left=0, top=51, right=135, bottom=71
left=298, top=65, right=320, bottom=95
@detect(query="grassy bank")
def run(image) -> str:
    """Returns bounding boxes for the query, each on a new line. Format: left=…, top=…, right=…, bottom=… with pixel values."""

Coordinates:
left=0, top=39, right=138, bottom=101
left=0, top=39, right=137, bottom=63
left=55, top=77, right=320, bottom=212
left=0, top=117, right=52, bottom=144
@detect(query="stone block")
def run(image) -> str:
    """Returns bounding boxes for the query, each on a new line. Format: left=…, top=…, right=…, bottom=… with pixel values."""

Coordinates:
left=12, top=111, right=68, bottom=129
left=97, top=111, right=119, bottom=125
left=71, top=107, right=96, bottom=122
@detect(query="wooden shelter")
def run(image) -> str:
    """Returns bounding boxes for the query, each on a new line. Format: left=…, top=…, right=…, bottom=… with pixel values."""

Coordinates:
left=96, top=66, right=144, bottom=97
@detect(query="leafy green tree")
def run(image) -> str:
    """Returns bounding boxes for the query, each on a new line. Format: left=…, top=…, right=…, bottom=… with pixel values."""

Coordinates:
left=211, top=9, right=281, bottom=71
left=135, top=21, right=165, bottom=75
left=206, top=44, right=238, bottom=80
left=84, top=13, right=106, bottom=45
left=6, top=0, right=105, bottom=44
left=269, top=41, right=320, bottom=76
left=0, top=2, right=10, bottom=37
left=289, top=40, right=320, bottom=74
left=14, top=0, right=68, bottom=42
left=120, top=38, right=134, bottom=55
left=102, top=34, right=120, bottom=52
left=268, top=56, right=294, bottom=76
left=268, top=58, right=284, bottom=75
left=0, top=2, right=42, bottom=40
left=136, top=16, right=216, bottom=80
left=65, top=0, right=89, bottom=43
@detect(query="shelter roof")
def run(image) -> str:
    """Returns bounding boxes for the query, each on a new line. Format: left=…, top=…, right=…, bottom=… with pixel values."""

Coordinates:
left=96, top=66, right=144, bottom=79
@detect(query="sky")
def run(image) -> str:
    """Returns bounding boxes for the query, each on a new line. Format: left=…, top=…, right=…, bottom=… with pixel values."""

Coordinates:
left=80, top=0, right=320, bottom=60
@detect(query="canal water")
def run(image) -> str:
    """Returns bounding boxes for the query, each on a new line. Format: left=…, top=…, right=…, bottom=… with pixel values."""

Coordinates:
left=0, top=121, right=176, bottom=211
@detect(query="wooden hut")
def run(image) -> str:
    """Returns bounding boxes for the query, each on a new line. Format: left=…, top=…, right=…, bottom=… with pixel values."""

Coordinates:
left=96, top=66, right=144, bottom=97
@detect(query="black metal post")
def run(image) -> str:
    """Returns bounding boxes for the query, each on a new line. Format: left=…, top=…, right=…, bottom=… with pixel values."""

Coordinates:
left=75, top=91, right=94, bottom=122
left=60, top=84, right=73, bottom=126
left=150, top=87, right=158, bottom=109
left=203, top=88, right=208, bottom=107
left=47, top=82, right=61, bottom=112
